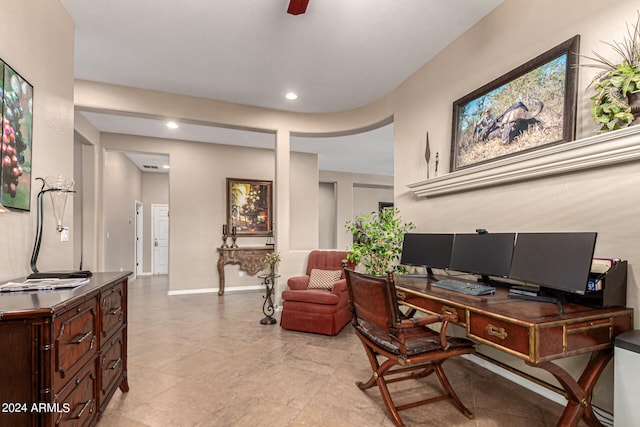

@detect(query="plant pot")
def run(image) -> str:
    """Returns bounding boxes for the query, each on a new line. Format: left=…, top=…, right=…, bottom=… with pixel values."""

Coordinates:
left=628, top=92, right=640, bottom=126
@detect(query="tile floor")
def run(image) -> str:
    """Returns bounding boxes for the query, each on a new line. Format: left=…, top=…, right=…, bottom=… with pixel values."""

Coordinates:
left=99, top=275, right=584, bottom=427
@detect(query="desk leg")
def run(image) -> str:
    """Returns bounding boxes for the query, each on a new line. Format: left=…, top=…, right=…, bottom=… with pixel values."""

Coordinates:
left=217, top=254, right=225, bottom=296
left=530, top=349, right=612, bottom=427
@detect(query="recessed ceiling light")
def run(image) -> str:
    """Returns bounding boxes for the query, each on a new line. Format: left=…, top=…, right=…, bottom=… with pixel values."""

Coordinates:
left=162, top=164, right=170, bottom=169
left=285, top=92, right=298, bottom=101
left=166, top=121, right=178, bottom=129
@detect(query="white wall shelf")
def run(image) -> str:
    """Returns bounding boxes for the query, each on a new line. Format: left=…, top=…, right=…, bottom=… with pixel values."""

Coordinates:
left=407, top=126, right=640, bottom=198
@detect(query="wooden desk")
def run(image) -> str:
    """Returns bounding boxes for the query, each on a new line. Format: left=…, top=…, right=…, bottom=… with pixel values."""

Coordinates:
left=396, top=277, right=634, bottom=427
left=216, top=246, right=273, bottom=295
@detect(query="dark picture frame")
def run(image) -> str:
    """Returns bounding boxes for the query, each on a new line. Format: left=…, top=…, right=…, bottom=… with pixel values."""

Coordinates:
left=226, top=178, right=273, bottom=236
left=1, top=58, right=33, bottom=210
left=450, top=35, right=579, bottom=172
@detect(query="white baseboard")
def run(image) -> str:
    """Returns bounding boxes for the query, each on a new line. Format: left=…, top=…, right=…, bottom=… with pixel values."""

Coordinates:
left=167, top=285, right=263, bottom=296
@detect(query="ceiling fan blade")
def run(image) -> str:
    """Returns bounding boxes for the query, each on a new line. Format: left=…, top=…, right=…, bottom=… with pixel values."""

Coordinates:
left=287, top=0, right=310, bottom=15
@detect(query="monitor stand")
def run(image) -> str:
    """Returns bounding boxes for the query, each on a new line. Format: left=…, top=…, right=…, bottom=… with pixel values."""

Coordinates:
left=478, top=274, right=511, bottom=289
left=427, top=267, right=435, bottom=279
left=508, top=291, right=566, bottom=314
left=401, top=266, right=432, bottom=279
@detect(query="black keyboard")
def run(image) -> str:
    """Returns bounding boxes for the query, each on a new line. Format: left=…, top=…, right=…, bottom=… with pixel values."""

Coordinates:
left=432, top=279, right=496, bottom=296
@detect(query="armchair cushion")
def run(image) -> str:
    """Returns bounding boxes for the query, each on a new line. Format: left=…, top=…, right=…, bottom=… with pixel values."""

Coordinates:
left=308, top=269, right=342, bottom=290
left=281, top=289, right=340, bottom=305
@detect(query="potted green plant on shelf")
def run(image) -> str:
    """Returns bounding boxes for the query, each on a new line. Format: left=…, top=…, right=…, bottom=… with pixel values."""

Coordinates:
left=345, top=207, right=415, bottom=276
left=584, top=11, right=640, bottom=132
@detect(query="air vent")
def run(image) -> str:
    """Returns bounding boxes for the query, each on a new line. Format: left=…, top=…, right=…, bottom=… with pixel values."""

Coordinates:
left=143, top=165, right=159, bottom=169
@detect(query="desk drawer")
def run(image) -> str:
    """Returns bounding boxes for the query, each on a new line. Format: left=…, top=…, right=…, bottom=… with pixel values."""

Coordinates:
left=99, top=329, right=125, bottom=408
left=54, top=299, right=98, bottom=388
left=468, top=311, right=531, bottom=360
left=536, top=318, right=614, bottom=361
left=101, top=281, right=125, bottom=341
left=54, top=357, right=97, bottom=427
left=401, top=292, right=467, bottom=327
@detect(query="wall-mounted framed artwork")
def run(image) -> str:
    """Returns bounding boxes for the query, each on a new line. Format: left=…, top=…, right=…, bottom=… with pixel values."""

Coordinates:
left=226, top=178, right=273, bottom=236
left=450, top=35, right=580, bottom=172
left=1, top=58, right=33, bottom=210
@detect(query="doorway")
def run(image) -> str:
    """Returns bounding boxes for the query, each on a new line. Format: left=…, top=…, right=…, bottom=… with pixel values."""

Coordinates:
left=152, top=204, right=169, bottom=275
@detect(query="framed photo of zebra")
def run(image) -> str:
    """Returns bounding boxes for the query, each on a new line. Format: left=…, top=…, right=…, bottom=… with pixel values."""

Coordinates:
left=450, top=35, right=580, bottom=172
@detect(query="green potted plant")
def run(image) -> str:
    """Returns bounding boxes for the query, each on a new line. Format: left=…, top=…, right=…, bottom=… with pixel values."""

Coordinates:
left=585, top=12, right=640, bottom=132
left=345, top=207, right=415, bottom=276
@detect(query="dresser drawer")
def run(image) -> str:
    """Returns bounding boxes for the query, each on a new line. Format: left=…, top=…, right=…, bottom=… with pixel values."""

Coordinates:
left=99, top=330, right=125, bottom=408
left=54, top=298, right=98, bottom=388
left=101, top=281, right=125, bottom=341
left=468, top=310, right=532, bottom=360
left=400, top=291, right=467, bottom=327
left=53, top=357, right=97, bottom=427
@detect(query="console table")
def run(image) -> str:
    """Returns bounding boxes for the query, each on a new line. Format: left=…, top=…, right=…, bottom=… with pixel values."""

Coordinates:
left=396, top=276, right=633, bottom=427
left=0, top=271, right=130, bottom=427
left=216, top=246, right=273, bottom=295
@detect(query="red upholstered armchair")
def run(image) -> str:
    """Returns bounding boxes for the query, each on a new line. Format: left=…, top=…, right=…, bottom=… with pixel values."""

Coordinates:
left=280, top=250, right=354, bottom=335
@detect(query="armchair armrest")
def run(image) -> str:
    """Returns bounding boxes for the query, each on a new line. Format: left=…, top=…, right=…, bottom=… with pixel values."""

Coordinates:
left=331, top=279, right=347, bottom=295
left=287, top=275, right=310, bottom=290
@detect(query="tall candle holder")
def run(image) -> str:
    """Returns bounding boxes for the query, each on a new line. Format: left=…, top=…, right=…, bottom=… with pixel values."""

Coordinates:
left=221, top=224, right=229, bottom=248
left=231, top=225, right=238, bottom=248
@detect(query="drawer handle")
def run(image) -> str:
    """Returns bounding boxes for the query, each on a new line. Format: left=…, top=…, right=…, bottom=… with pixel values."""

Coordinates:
left=70, top=399, right=93, bottom=420
left=71, top=331, right=93, bottom=344
left=486, top=324, right=508, bottom=340
left=110, top=358, right=122, bottom=370
left=441, top=306, right=457, bottom=317
left=108, top=307, right=122, bottom=316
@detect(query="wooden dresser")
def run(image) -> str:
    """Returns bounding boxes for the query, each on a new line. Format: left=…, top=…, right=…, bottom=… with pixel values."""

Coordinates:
left=0, top=272, right=130, bottom=426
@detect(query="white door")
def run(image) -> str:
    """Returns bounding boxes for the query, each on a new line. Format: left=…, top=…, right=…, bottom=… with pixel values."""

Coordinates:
left=152, top=204, right=169, bottom=275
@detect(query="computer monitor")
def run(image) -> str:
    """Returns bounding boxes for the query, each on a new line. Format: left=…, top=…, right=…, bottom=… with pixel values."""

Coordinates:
left=400, top=233, right=455, bottom=271
left=449, top=233, right=516, bottom=281
left=509, top=232, right=597, bottom=295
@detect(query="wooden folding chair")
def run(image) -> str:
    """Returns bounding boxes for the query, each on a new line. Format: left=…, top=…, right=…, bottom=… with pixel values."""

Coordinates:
left=344, top=268, right=475, bottom=426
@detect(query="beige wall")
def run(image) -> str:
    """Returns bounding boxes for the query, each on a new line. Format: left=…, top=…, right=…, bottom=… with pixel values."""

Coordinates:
left=318, top=182, right=337, bottom=249
left=353, top=185, right=394, bottom=217
left=103, top=151, right=142, bottom=272
left=0, top=0, right=74, bottom=281
left=142, top=172, right=169, bottom=273
left=290, top=151, right=319, bottom=250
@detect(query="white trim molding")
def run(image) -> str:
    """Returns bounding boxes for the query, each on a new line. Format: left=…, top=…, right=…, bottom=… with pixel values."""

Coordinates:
left=167, top=285, right=263, bottom=296
left=408, top=126, right=640, bottom=198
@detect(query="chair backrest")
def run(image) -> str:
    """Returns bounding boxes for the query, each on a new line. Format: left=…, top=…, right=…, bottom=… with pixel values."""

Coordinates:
left=344, top=269, right=402, bottom=331
left=306, top=250, right=351, bottom=279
